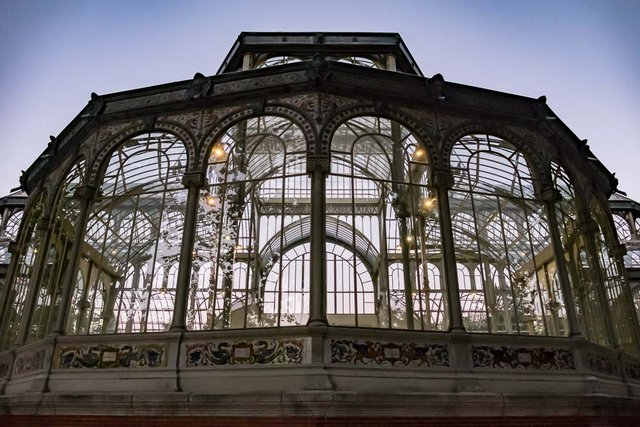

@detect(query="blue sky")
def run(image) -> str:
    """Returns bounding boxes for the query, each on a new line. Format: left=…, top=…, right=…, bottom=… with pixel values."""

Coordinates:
left=1, top=0, right=639, bottom=199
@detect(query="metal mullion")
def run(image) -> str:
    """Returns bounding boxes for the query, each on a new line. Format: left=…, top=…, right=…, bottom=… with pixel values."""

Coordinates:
left=44, top=228, right=69, bottom=336
left=276, top=175, right=286, bottom=327
left=382, top=196, right=393, bottom=328
left=350, top=172, right=359, bottom=327
left=208, top=159, right=232, bottom=329
left=85, top=261, right=98, bottom=334
left=243, top=195, right=255, bottom=329
left=407, top=166, right=426, bottom=331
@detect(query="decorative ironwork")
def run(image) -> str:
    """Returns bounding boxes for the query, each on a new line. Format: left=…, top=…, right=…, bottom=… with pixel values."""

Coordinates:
left=624, top=361, right=640, bottom=381
left=0, top=356, right=11, bottom=379
left=185, top=338, right=304, bottom=366
left=472, top=346, right=575, bottom=370
left=586, top=352, right=619, bottom=376
left=58, top=344, right=165, bottom=369
left=330, top=339, right=449, bottom=367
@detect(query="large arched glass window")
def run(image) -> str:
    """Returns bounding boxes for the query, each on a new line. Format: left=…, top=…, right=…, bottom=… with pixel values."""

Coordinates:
left=591, top=200, right=639, bottom=352
left=67, top=132, right=187, bottom=334
left=328, top=116, right=444, bottom=330
left=26, top=160, right=85, bottom=342
left=551, top=161, right=610, bottom=345
left=0, top=193, right=45, bottom=348
left=450, top=134, right=567, bottom=336
left=188, top=115, right=309, bottom=330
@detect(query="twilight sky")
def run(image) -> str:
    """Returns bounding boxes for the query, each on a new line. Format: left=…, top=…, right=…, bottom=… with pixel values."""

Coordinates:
left=0, top=0, right=639, bottom=200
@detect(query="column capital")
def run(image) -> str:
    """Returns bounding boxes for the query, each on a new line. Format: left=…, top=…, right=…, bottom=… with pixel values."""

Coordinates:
left=307, top=155, right=331, bottom=174
left=539, top=187, right=562, bottom=203
left=181, top=171, right=207, bottom=189
left=73, top=185, right=98, bottom=202
left=431, top=170, right=454, bottom=189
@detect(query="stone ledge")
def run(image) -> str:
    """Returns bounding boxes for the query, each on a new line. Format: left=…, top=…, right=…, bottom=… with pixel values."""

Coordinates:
left=1, top=391, right=639, bottom=418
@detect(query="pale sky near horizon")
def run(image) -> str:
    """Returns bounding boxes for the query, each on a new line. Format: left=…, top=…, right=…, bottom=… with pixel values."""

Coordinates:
left=0, top=0, right=639, bottom=200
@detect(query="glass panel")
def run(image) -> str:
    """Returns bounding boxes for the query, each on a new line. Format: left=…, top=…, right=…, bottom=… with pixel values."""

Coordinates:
left=27, top=160, right=85, bottom=342
left=328, top=116, right=445, bottom=331
left=0, top=194, right=45, bottom=348
left=450, top=135, right=567, bottom=336
left=68, top=133, right=187, bottom=334
left=188, top=116, right=309, bottom=330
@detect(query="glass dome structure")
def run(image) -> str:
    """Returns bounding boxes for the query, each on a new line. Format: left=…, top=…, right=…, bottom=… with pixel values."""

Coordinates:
left=0, top=32, right=639, bottom=423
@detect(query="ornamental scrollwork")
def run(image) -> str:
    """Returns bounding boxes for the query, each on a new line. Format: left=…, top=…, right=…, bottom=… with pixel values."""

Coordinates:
left=58, top=344, right=165, bottom=369
left=330, top=339, right=449, bottom=367
left=13, top=348, right=47, bottom=376
left=185, top=339, right=304, bottom=367
left=587, top=352, right=619, bottom=376
left=472, top=346, right=575, bottom=370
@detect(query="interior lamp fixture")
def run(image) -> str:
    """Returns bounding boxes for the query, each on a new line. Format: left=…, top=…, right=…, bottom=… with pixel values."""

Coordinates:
left=211, top=145, right=226, bottom=160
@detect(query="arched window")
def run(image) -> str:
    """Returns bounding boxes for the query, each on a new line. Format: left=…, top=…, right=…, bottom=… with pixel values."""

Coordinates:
left=450, top=134, right=567, bottom=336
left=329, top=116, right=444, bottom=330
left=0, top=193, right=45, bottom=348
left=68, top=132, right=187, bottom=334
left=188, top=115, right=309, bottom=330
left=27, top=159, right=85, bottom=342
left=591, top=200, right=639, bottom=352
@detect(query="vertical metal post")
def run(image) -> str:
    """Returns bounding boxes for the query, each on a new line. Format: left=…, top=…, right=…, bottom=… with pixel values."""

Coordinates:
left=433, top=170, right=465, bottom=332
left=307, top=157, right=329, bottom=326
left=52, top=185, right=97, bottom=336
left=171, top=172, right=206, bottom=332
left=540, top=188, right=582, bottom=337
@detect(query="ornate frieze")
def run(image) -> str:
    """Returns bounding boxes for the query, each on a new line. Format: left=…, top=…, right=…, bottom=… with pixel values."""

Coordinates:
left=213, top=71, right=309, bottom=96
left=330, top=339, right=449, bottom=367
left=586, top=352, right=619, bottom=376
left=624, top=361, right=640, bottom=382
left=472, top=346, right=575, bottom=370
left=13, top=348, right=47, bottom=376
left=185, top=338, right=304, bottom=367
left=58, top=344, right=165, bottom=369
left=0, top=355, right=11, bottom=379
left=102, top=89, right=189, bottom=115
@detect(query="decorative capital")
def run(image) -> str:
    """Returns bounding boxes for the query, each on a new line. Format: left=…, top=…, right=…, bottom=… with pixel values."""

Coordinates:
left=73, top=185, right=98, bottom=202
left=82, top=92, right=105, bottom=117
left=306, top=155, right=331, bottom=173
left=306, top=54, right=332, bottom=83
left=189, top=73, right=212, bottom=100
left=426, top=73, right=447, bottom=100
left=539, top=187, right=562, bottom=203
left=182, top=171, right=207, bottom=189
left=431, top=170, right=454, bottom=189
